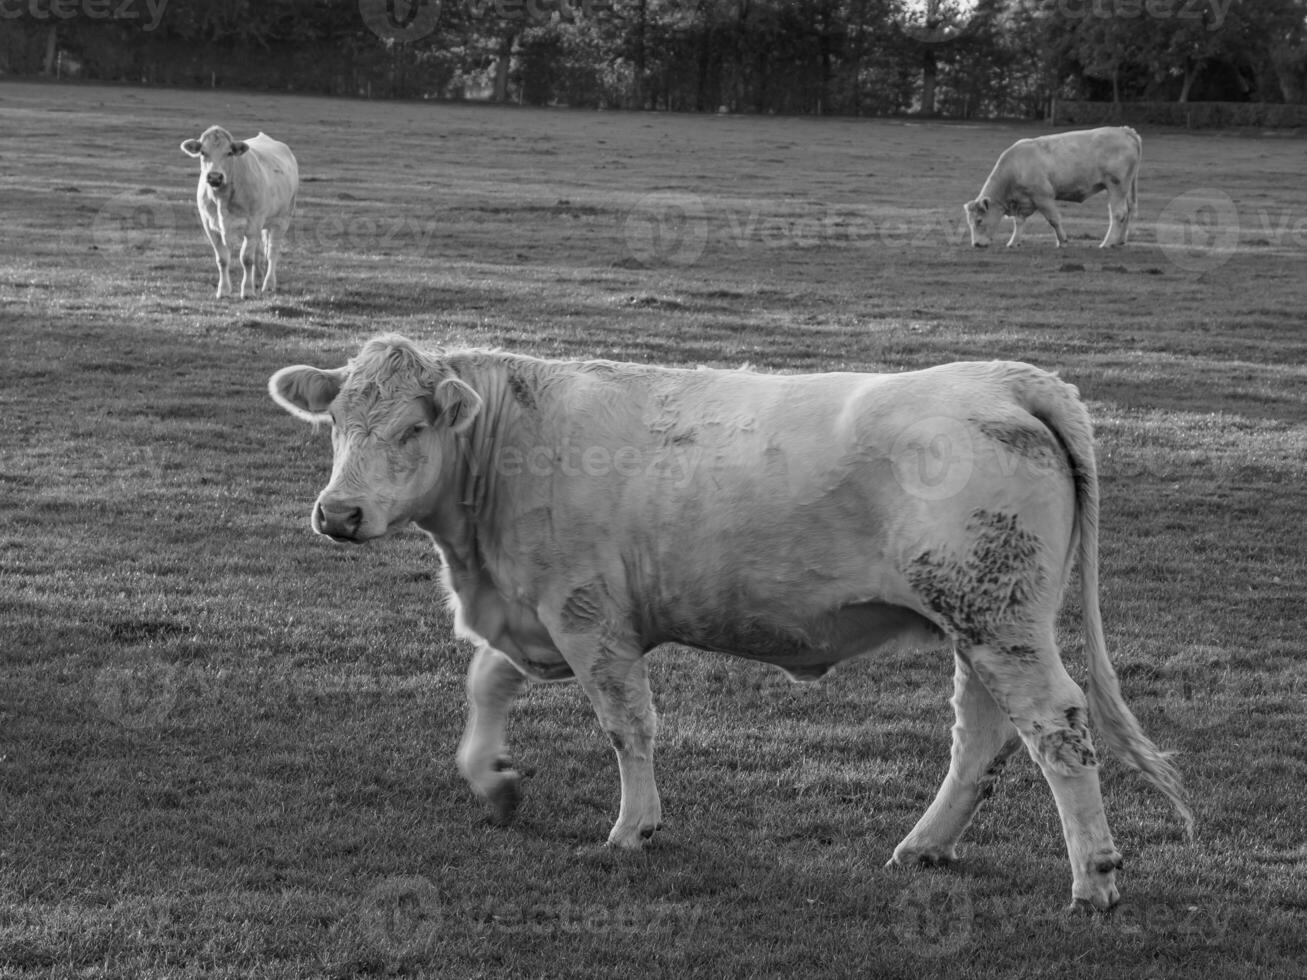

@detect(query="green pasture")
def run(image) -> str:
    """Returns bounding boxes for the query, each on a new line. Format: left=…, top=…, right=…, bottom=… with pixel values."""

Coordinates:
left=1, top=80, right=1305, bottom=978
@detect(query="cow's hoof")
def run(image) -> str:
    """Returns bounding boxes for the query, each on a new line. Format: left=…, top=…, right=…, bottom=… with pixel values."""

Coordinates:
left=607, top=824, right=659, bottom=849
left=486, top=773, right=521, bottom=827
left=886, top=846, right=957, bottom=870
left=1065, top=894, right=1117, bottom=916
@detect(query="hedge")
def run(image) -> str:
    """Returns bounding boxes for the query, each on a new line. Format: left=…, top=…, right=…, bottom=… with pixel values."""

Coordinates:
left=1052, top=100, right=1307, bottom=129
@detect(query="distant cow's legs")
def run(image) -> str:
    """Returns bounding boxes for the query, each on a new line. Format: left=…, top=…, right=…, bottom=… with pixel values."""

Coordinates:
left=967, top=642, right=1123, bottom=910
left=203, top=224, right=233, bottom=299
left=1100, top=180, right=1131, bottom=247
left=1036, top=200, right=1069, bottom=246
left=1005, top=215, right=1029, bottom=248
left=457, top=644, right=530, bottom=826
left=239, top=225, right=265, bottom=299
left=263, top=217, right=291, bottom=294
left=890, top=650, right=1021, bottom=866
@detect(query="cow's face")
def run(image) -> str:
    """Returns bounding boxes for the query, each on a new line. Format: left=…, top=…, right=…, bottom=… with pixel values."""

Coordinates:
left=269, top=339, right=482, bottom=542
left=964, top=196, right=1001, bottom=247
left=180, top=126, right=249, bottom=191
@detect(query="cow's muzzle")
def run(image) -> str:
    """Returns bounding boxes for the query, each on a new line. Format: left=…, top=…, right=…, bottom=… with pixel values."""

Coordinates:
left=206, top=173, right=225, bottom=188
left=314, top=501, right=364, bottom=542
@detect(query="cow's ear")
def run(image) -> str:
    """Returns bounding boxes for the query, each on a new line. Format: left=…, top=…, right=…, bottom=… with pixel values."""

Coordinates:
left=230, top=141, right=250, bottom=157
left=180, top=139, right=202, bottom=157
left=977, top=196, right=990, bottom=214
left=434, top=378, right=482, bottom=434
left=268, top=365, right=346, bottom=422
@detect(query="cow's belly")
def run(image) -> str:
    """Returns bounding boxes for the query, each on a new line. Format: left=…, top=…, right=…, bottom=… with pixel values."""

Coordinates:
left=1053, top=181, right=1104, bottom=204
left=659, top=600, right=945, bottom=680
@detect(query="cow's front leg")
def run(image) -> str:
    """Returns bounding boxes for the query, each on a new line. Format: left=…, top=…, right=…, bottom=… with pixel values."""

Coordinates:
left=1005, top=215, right=1028, bottom=248
left=202, top=223, right=232, bottom=298
left=549, top=620, right=660, bottom=847
left=456, top=644, right=530, bottom=826
left=890, top=648, right=1021, bottom=867
left=1036, top=202, right=1069, bottom=246
left=591, top=651, right=660, bottom=848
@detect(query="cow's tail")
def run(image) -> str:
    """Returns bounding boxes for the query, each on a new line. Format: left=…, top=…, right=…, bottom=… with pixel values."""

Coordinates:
left=1017, top=368, right=1194, bottom=841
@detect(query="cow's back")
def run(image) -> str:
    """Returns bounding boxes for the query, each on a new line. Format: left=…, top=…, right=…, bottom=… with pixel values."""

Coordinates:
left=246, top=133, right=298, bottom=195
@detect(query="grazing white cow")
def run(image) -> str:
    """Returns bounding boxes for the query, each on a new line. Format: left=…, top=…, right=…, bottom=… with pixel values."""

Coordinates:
left=269, top=335, right=1192, bottom=911
left=964, top=127, right=1141, bottom=248
left=180, top=126, right=298, bottom=299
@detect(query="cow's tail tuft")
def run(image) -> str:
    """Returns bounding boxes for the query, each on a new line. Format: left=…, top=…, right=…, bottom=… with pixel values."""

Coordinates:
left=1018, top=368, right=1194, bottom=841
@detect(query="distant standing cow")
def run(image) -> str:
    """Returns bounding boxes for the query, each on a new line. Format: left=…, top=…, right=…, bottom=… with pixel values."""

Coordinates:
left=964, top=127, right=1141, bottom=248
left=180, top=126, right=298, bottom=299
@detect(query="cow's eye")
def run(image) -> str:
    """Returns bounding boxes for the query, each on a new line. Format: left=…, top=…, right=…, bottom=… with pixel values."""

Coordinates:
left=399, top=424, right=426, bottom=444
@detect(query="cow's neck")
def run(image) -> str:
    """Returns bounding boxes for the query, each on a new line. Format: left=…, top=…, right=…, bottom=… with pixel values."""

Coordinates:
left=979, top=173, right=1011, bottom=212
left=416, top=355, right=518, bottom=580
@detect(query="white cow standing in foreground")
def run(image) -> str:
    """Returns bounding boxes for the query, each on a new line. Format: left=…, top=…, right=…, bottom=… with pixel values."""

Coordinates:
left=180, top=126, right=298, bottom=298
left=269, top=335, right=1192, bottom=911
left=964, top=127, right=1141, bottom=248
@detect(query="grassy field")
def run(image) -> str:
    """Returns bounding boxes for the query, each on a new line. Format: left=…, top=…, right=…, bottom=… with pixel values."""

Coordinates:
left=2, top=78, right=1305, bottom=979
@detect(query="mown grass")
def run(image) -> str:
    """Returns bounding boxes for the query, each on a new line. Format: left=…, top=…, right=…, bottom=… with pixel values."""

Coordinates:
left=2, top=79, right=1306, bottom=978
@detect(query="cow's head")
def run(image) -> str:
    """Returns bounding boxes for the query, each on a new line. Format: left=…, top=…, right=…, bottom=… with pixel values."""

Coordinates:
left=180, top=126, right=249, bottom=191
left=963, top=196, right=1002, bottom=248
left=268, top=336, right=483, bottom=543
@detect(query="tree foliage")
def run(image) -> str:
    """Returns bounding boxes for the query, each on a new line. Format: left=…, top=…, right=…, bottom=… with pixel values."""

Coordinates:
left=1, top=0, right=1303, bottom=113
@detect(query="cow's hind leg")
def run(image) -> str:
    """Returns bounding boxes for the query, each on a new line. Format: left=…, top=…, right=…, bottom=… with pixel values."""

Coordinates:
left=263, top=220, right=288, bottom=294
left=1100, top=180, right=1130, bottom=247
left=238, top=225, right=264, bottom=299
left=890, top=648, right=1021, bottom=868
left=967, top=642, right=1124, bottom=910
left=456, top=644, right=530, bottom=827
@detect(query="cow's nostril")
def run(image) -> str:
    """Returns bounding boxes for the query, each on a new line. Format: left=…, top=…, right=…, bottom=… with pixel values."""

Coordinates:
left=316, top=502, right=365, bottom=541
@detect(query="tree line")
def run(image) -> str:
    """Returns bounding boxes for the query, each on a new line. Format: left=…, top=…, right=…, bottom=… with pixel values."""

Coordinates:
left=2, top=1, right=1304, bottom=117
